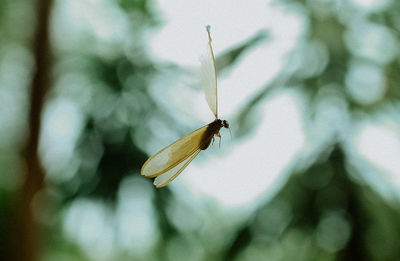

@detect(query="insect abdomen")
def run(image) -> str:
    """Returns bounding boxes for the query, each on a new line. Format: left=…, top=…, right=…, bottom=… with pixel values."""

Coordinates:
left=199, top=120, right=223, bottom=150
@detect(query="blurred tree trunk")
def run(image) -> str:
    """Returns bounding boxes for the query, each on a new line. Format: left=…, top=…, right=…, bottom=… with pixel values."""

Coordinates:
left=11, top=0, right=53, bottom=260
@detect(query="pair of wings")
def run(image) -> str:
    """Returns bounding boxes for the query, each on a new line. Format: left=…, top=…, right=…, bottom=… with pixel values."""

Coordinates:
left=141, top=26, right=219, bottom=188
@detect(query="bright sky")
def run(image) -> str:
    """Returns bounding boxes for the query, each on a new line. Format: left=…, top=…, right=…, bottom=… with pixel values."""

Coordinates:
left=144, top=0, right=400, bottom=210
left=41, top=0, right=400, bottom=208
left=144, top=0, right=308, bottom=209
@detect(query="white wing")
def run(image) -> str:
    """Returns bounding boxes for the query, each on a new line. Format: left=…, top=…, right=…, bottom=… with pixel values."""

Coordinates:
left=141, top=124, right=208, bottom=177
left=200, top=26, right=218, bottom=118
left=153, top=149, right=201, bottom=188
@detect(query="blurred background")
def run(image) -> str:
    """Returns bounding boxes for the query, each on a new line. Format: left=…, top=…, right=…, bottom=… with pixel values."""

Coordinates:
left=1, top=0, right=400, bottom=260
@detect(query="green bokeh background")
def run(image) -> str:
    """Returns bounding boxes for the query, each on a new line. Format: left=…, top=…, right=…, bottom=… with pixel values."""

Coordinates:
left=1, top=0, right=400, bottom=260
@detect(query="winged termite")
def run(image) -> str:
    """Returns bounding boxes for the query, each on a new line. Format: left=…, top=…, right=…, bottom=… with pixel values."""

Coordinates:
left=141, top=25, right=230, bottom=188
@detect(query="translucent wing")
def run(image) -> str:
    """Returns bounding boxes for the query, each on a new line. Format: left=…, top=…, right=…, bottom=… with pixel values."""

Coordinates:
left=153, top=149, right=201, bottom=188
left=200, top=25, right=218, bottom=118
left=141, top=124, right=209, bottom=178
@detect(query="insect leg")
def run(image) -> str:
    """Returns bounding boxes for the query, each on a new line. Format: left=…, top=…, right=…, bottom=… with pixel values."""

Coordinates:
left=215, top=132, right=222, bottom=148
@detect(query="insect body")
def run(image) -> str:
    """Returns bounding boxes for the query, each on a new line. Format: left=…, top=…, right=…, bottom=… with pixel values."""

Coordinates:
left=141, top=26, right=230, bottom=188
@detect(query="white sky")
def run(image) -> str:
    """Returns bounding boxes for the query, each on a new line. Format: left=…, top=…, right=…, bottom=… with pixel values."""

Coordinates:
left=144, top=0, right=400, bottom=210
left=42, top=0, right=400, bottom=209
left=145, top=0, right=308, bottom=209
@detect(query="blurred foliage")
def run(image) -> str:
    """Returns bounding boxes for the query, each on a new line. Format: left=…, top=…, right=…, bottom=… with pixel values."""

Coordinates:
left=1, top=0, right=400, bottom=260
left=237, top=147, right=400, bottom=260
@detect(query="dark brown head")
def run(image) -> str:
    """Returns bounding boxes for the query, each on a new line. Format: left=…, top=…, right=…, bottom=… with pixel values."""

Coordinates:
left=222, top=119, right=231, bottom=138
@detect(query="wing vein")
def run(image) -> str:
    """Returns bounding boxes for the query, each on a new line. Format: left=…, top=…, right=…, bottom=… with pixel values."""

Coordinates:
left=200, top=25, right=218, bottom=118
left=141, top=123, right=212, bottom=177
left=153, top=149, right=201, bottom=188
